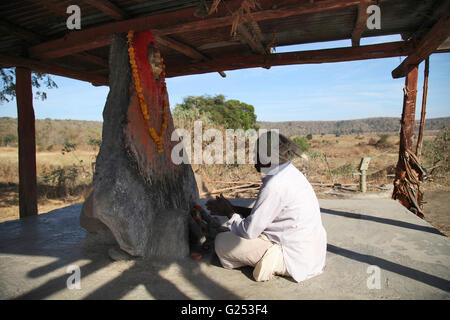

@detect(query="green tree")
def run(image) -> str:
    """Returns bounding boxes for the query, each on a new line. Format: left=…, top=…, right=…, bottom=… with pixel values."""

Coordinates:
left=0, top=68, right=58, bottom=103
left=172, top=95, right=258, bottom=130
left=306, top=133, right=313, bottom=140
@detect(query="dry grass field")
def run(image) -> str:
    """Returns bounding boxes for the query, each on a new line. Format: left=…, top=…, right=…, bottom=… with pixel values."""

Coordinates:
left=0, top=147, right=96, bottom=222
left=197, top=133, right=448, bottom=190
left=0, top=132, right=448, bottom=236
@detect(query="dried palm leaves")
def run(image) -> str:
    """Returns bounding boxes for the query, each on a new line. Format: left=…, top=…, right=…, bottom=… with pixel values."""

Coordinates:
left=207, top=0, right=261, bottom=36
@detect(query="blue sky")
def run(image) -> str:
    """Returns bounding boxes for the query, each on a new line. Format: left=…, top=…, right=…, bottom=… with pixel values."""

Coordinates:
left=1, top=35, right=449, bottom=122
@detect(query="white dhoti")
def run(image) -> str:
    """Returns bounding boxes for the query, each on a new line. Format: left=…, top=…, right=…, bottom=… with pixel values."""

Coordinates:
left=214, top=231, right=290, bottom=281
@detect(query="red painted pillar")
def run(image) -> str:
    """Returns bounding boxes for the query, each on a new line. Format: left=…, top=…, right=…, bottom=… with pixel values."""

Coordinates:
left=16, top=67, right=38, bottom=218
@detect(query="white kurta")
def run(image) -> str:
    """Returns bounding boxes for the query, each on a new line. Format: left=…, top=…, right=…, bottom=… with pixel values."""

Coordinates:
left=226, top=162, right=327, bottom=283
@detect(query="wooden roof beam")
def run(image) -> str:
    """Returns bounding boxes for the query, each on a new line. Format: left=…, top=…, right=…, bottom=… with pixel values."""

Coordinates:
left=0, top=53, right=108, bottom=86
left=0, top=20, right=43, bottom=44
left=81, top=0, right=226, bottom=77
left=83, top=0, right=128, bottom=20
left=81, top=0, right=221, bottom=73
left=351, top=0, right=372, bottom=47
left=80, top=1, right=226, bottom=76
left=236, top=23, right=268, bottom=55
left=155, top=35, right=206, bottom=61
left=29, top=37, right=111, bottom=60
left=81, top=1, right=207, bottom=65
left=166, top=41, right=414, bottom=77
left=72, top=52, right=109, bottom=68
left=154, top=35, right=226, bottom=77
left=81, top=1, right=219, bottom=72
left=392, top=8, right=450, bottom=79
left=0, top=20, right=108, bottom=69
left=28, top=0, right=374, bottom=60
left=27, top=0, right=68, bottom=17
left=159, top=0, right=388, bottom=35
left=82, top=0, right=207, bottom=64
left=249, top=20, right=272, bottom=53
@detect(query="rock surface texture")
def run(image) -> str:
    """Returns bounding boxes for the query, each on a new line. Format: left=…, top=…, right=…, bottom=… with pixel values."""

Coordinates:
left=83, top=32, right=199, bottom=259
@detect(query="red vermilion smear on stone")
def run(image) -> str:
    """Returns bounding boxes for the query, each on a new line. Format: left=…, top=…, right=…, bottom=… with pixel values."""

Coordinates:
left=124, top=30, right=177, bottom=181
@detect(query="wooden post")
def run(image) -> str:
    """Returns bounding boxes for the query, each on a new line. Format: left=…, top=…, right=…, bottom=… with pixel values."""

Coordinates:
left=416, top=57, right=429, bottom=158
left=16, top=67, right=38, bottom=218
left=393, top=65, right=424, bottom=217
left=401, top=65, right=419, bottom=150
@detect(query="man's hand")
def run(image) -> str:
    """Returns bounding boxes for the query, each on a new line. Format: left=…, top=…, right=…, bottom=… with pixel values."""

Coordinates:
left=205, top=194, right=235, bottom=218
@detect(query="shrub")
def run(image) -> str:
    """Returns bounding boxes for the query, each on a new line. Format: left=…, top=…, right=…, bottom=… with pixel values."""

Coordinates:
left=376, top=134, right=391, bottom=147
left=308, top=151, right=323, bottom=159
left=292, top=136, right=310, bottom=152
left=306, top=133, right=313, bottom=140
left=62, top=141, right=77, bottom=155
left=331, top=163, right=354, bottom=176
left=423, top=126, right=449, bottom=175
left=40, top=165, right=84, bottom=197
left=1, top=133, right=16, bottom=147
left=368, top=134, right=392, bottom=149
left=87, top=137, right=102, bottom=150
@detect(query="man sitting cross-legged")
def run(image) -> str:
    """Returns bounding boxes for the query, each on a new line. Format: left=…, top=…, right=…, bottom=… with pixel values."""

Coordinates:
left=206, top=132, right=327, bottom=282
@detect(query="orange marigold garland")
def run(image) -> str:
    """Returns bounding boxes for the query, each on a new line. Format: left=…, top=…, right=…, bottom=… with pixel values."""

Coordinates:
left=127, top=30, right=169, bottom=153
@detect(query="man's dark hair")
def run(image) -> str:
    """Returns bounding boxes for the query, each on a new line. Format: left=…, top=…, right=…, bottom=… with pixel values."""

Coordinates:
left=256, top=131, right=304, bottom=163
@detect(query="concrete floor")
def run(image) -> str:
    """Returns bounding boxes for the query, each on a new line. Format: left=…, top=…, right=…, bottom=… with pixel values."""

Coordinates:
left=0, top=198, right=449, bottom=300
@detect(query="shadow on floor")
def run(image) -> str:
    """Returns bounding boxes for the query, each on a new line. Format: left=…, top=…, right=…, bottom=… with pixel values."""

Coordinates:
left=2, top=203, right=449, bottom=299
left=14, top=250, right=241, bottom=300
left=327, top=244, right=450, bottom=292
left=321, top=208, right=446, bottom=236
left=0, top=205, right=240, bottom=300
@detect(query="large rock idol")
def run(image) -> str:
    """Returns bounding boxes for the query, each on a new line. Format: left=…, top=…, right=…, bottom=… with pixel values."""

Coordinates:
left=81, top=31, right=199, bottom=259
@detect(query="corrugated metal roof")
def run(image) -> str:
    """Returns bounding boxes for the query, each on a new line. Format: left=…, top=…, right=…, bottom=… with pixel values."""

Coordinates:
left=0, top=0, right=447, bottom=81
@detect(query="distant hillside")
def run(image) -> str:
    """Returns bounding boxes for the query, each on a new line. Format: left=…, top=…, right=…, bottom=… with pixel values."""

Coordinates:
left=0, top=116, right=449, bottom=149
left=258, top=117, right=450, bottom=137
left=0, top=117, right=103, bottom=150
